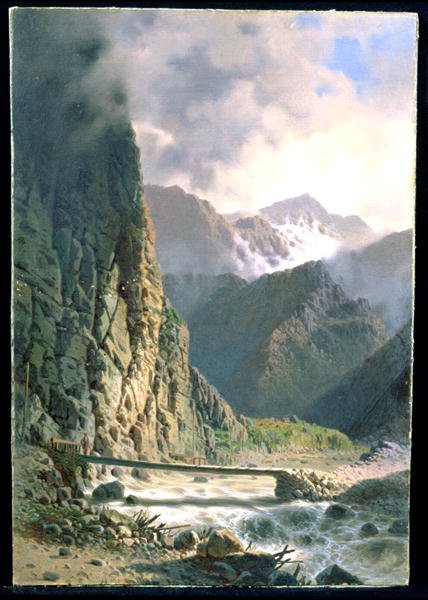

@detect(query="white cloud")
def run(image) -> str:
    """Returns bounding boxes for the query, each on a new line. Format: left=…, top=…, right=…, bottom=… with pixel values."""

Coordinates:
left=104, top=9, right=417, bottom=233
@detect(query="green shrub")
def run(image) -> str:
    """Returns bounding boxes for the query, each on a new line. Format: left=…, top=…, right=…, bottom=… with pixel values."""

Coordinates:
left=45, top=446, right=89, bottom=486
left=159, top=305, right=184, bottom=349
left=244, top=418, right=354, bottom=452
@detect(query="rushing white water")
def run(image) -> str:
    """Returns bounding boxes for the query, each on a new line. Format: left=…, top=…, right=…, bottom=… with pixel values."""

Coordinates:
left=85, top=470, right=408, bottom=586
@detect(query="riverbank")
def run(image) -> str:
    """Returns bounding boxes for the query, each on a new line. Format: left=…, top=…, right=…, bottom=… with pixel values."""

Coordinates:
left=12, top=441, right=410, bottom=587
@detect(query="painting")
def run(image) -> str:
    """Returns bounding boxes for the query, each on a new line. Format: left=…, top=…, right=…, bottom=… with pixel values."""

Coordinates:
left=11, top=6, right=417, bottom=588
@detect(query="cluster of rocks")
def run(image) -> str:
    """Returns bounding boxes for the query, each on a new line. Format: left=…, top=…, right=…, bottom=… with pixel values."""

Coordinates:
left=323, top=501, right=407, bottom=541
left=173, top=527, right=299, bottom=586
left=358, top=440, right=409, bottom=465
left=37, top=498, right=181, bottom=554
left=275, top=469, right=345, bottom=502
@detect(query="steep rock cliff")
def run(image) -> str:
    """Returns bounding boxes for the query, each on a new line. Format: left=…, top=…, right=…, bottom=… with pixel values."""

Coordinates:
left=12, top=9, right=245, bottom=460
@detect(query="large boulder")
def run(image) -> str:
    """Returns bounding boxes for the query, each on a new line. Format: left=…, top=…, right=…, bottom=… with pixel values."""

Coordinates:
left=226, top=551, right=276, bottom=579
left=206, top=529, right=244, bottom=558
left=92, top=480, right=124, bottom=501
left=360, top=522, right=379, bottom=537
left=315, top=564, right=363, bottom=585
left=173, top=529, right=200, bottom=550
left=324, top=503, right=355, bottom=520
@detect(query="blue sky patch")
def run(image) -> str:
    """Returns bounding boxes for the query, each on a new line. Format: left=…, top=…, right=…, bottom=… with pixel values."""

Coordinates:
left=316, top=84, right=333, bottom=97
left=296, top=13, right=323, bottom=29
left=369, top=20, right=415, bottom=58
left=327, top=36, right=369, bottom=81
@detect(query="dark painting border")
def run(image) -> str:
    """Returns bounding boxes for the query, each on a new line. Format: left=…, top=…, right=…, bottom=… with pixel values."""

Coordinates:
left=1, top=1, right=427, bottom=597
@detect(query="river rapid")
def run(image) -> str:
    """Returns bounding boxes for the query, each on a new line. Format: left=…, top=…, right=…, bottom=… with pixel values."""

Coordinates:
left=85, top=466, right=409, bottom=586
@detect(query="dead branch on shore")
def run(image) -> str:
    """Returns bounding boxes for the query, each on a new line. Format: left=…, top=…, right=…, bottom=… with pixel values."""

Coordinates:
left=134, top=507, right=189, bottom=536
left=270, top=543, right=303, bottom=573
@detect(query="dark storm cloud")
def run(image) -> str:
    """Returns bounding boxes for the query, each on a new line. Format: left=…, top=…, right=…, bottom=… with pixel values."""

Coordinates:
left=11, top=8, right=129, bottom=170
left=131, top=42, right=269, bottom=187
left=167, top=46, right=235, bottom=104
left=115, top=10, right=158, bottom=45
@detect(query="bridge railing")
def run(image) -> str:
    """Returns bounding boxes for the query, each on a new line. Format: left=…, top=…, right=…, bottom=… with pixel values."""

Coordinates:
left=49, top=437, right=81, bottom=453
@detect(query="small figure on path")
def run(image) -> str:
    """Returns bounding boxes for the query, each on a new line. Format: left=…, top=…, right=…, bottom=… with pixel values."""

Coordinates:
left=81, top=432, right=90, bottom=455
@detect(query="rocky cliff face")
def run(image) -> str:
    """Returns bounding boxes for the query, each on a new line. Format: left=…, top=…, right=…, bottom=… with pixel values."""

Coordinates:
left=12, top=9, right=245, bottom=460
left=172, top=261, right=387, bottom=418
left=308, top=322, right=412, bottom=441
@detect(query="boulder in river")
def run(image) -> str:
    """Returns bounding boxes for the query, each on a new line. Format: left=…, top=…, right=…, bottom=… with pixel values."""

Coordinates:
left=92, top=480, right=124, bottom=501
left=360, top=522, right=379, bottom=537
left=315, top=564, right=363, bottom=585
left=206, top=528, right=244, bottom=558
left=324, top=503, right=355, bottom=519
left=131, top=467, right=151, bottom=481
left=221, top=551, right=275, bottom=579
left=196, top=541, right=208, bottom=557
left=111, top=467, right=125, bottom=478
left=125, top=494, right=140, bottom=505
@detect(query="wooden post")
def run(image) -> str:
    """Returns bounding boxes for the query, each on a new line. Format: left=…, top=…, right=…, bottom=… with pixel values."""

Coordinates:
left=192, top=400, right=196, bottom=462
left=21, top=362, right=29, bottom=439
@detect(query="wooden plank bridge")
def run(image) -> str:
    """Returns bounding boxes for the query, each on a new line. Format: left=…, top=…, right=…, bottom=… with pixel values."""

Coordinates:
left=77, top=454, right=332, bottom=501
left=78, top=454, right=285, bottom=479
left=49, top=439, right=338, bottom=501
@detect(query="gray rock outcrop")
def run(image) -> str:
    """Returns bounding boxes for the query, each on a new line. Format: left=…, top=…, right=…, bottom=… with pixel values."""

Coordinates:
left=12, top=10, right=246, bottom=462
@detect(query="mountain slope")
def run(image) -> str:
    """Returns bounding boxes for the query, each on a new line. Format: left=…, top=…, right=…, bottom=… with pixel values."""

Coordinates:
left=259, top=194, right=376, bottom=262
left=12, top=10, right=246, bottom=461
left=144, top=184, right=238, bottom=275
left=325, top=229, right=413, bottom=335
left=307, top=322, right=412, bottom=441
left=185, top=261, right=386, bottom=418
left=163, top=272, right=247, bottom=322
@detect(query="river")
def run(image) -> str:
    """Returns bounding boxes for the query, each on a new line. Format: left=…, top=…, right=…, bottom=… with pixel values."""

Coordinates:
left=85, top=466, right=409, bottom=586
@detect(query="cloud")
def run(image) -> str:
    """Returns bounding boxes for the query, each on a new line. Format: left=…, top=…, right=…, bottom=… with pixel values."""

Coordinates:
left=11, top=8, right=130, bottom=172
left=237, top=20, right=260, bottom=36
left=101, top=9, right=417, bottom=232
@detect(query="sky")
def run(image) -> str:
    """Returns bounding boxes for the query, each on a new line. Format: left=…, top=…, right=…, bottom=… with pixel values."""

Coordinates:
left=102, top=9, right=417, bottom=234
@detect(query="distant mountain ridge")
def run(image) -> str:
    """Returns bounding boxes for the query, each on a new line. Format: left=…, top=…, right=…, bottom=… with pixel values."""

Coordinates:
left=258, top=193, right=376, bottom=259
left=166, top=261, right=387, bottom=419
left=144, top=185, right=377, bottom=279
